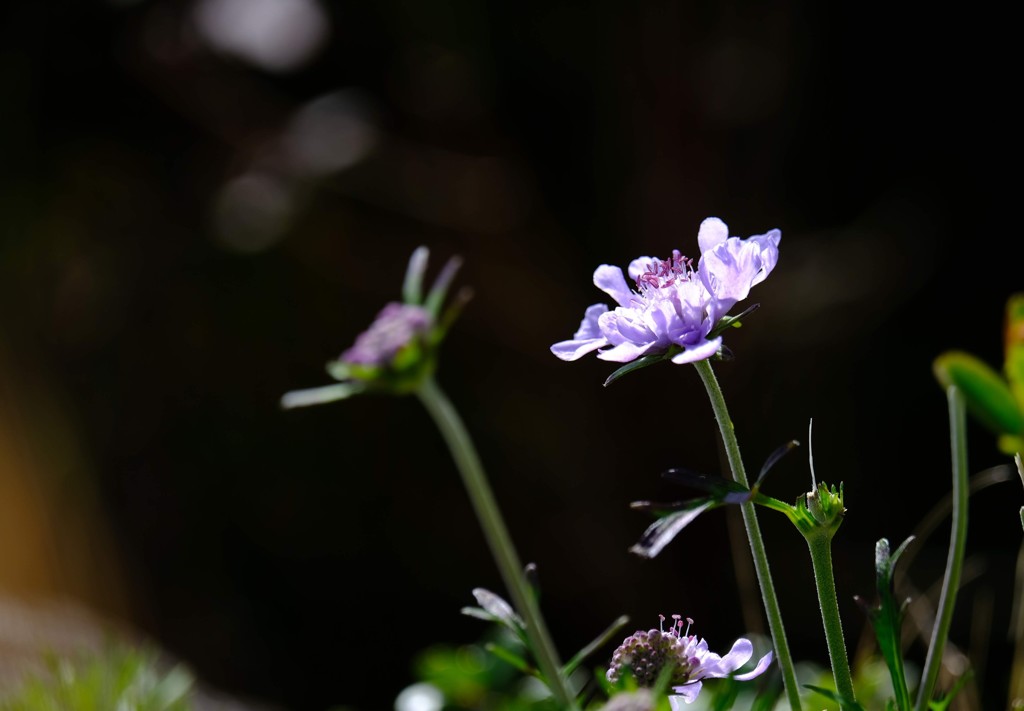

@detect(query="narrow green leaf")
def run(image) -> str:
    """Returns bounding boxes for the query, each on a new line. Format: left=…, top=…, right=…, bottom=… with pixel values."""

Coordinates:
left=424, top=256, right=463, bottom=317
left=402, top=246, right=430, bottom=305
left=483, top=643, right=538, bottom=678
left=603, top=353, right=671, bottom=387
left=563, top=615, right=630, bottom=677
left=933, top=351, right=1024, bottom=436
left=925, top=669, right=972, bottom=711
left=805, top=684, right=866, bottom=711
left=756, top=440, right=800, bottom=486
left=857, top=537, right=914, bottom=711
left=708, top=303, right=760, bottom=338
left=660, top=468, right=751, bottom=500
left=629, top=499, right=718, bottom=558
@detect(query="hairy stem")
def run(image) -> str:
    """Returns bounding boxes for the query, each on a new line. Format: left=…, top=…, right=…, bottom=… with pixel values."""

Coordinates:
left=416, top=377, right=576, bottom=709
left=914, top=385, right=969, bottom=711
left=693, top=359, right=802, bottom=711
left=807, top=531, right=857, bottom=707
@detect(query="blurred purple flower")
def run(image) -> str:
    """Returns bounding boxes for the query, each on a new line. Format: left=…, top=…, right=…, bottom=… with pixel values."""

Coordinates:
left=281, top=247, right=465, bottom=408
left=551, top=218, right=780, bottom=366
left=340, top=302, right=431, bottom=366
left=607, top=615, right=773, bottom=707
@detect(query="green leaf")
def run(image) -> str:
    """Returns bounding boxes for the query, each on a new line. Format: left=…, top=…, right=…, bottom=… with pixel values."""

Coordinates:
left=805, top=684, right=866, bottom=711
left=1005, top=293, right=1024, bottom=409
left=925, top=669, right=972, bottom=711
left=603, top=352, right=671, bottom=387
left=563, top=615, right=630, bottom=677
left=483, top=643, right=538, bottom=678
left=854, top=537, right=914, bottom=711
left=708, top=303, right=760, bottom=338
left=629, top=499, right=718, bottom=558
left=659, top=468, right=752, bottom=504
left=462, top=589, right=529, bottom=648
left=933, top=351, right=1024, bottom=437
left=750, top=673, right=784, bottom=711
left=710, top=677, right=741, bottom=711
left=403, top=246, right=430, bottom=305
left=424, top=256, right=463, bottom=318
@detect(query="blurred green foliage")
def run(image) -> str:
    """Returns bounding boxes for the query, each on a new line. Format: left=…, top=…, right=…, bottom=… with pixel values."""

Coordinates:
left=0, top=647, right=194, bottom=711
left=934, top=293, right=1024, bottom=454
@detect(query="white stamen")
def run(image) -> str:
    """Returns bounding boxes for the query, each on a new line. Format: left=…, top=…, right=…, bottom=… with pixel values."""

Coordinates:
left=808, top=418, right=817, bottom=488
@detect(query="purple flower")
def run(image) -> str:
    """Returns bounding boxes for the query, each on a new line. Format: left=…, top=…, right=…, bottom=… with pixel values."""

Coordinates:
left=340, top=302, right=431, bottom=366
left=551, top=218, right=780, bottom=367
left=281, top=247, right=466, bottom=408
left=606, top=615, right=773, bottom=707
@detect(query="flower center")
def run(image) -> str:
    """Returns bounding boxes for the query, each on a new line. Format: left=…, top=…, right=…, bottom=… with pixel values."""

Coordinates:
left=606, top=614, right=697, bottom=688
left=635, top=250, right=694, bottom=292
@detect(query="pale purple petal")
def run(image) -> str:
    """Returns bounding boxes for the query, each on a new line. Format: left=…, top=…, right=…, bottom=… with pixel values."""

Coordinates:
left=550, top=304, right=610, bottom=360
left=593, top=265, right=635, bottom=307
left=574, top=304, right=609, bottom=339
left=550, top=337, right=608, bottom=361
left=747, top=229, right=781, bottom=287
left=707, top=638, right=754, bottom=676
left=627, top=256, right=659, bottom=282
left=597, top=340, right=658, bottom=362
left=733, top=650, right=773, bottom=681
left=669, top=682, right=703, bottom=706
left=600, top=309, right=656, bottom=347
left=697, top=217, right=729, bottom=254
left=670, top=336, right=722, bottom=364
left=700, top=238, right=762, bottom=300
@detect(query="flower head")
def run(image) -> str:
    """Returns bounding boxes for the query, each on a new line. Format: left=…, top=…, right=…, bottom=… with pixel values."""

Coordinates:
left=551, top=218, right=780, bottom=369
left=606, top=615, right=773, bottom=707
left=281, top=247, right=467, bottom=408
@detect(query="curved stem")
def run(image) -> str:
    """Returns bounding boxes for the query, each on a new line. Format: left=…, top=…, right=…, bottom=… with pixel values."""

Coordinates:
left=693, top=359, right=802, bottom=711
left=807, top=531, right=857, bottom=707
left=914, top=385, right=969, bottom=711
left=416, top=377, right=576, bottom=710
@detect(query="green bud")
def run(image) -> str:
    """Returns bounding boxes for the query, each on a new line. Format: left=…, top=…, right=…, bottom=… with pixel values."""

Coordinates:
left=793, top=482, right=846, bottom=538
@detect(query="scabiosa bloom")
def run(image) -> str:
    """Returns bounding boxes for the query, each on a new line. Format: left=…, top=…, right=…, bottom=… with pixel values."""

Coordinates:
left=340, top=302, right=431, bottom=365
left=281, top=246, right=467, bottom=408
left=606, top=615, right=773, bottom=708
left=551, top=218, right=780, bottom=367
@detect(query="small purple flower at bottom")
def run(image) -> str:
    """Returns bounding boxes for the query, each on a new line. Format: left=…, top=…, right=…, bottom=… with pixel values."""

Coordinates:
left=606, top=615, right=773, bottom=707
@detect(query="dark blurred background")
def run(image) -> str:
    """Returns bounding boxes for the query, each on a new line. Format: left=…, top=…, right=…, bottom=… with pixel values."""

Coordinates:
left=0, top=1, right=1021, bottom=709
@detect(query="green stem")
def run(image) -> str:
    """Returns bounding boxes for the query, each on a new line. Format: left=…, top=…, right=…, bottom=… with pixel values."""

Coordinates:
left=914, top=385, right=969, bottom=711
left=416, top=376, right=577, bottom=710
left=693, top=359, right=802, bottom=711
left=807, top=531, right=857, bottom=707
